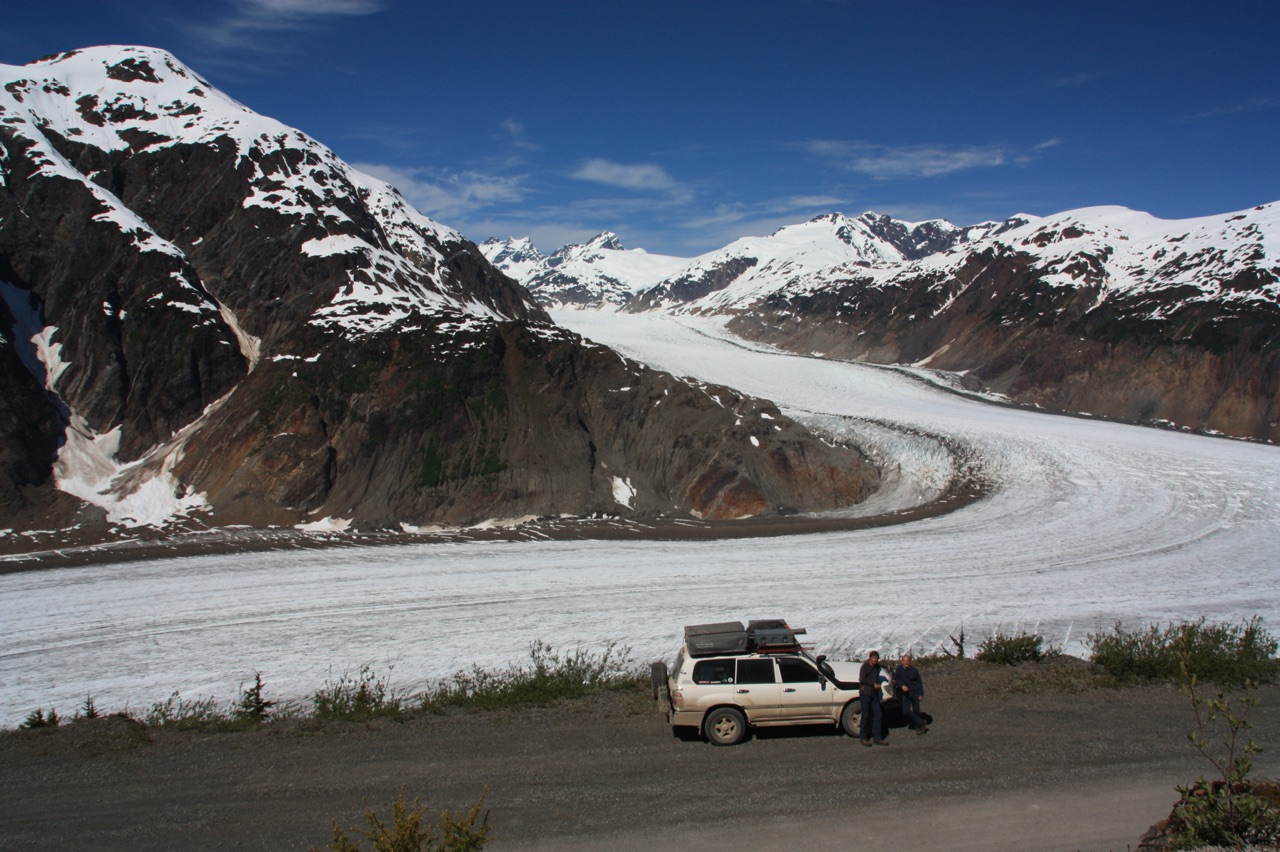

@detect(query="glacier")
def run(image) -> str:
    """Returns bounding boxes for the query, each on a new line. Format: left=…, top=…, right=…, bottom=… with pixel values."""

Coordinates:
left=1, top=310, right=1278, bottom=726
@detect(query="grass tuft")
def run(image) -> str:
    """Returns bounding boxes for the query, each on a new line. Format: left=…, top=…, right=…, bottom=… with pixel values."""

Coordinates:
left=313, top=665, right=405, bottom=722
left=320, top=785, right=491, bottom=851
left=418, top=640, right=645, bottom=713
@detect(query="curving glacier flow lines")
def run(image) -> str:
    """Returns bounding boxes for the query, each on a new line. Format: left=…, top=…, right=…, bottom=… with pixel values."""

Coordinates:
left=1, top=311, right=1278, bottom=725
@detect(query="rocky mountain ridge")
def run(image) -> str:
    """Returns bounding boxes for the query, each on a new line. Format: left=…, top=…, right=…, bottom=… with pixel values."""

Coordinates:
left=490, top=206, right=1280, bottom=441
left=0, top=45, right=879, bottom=537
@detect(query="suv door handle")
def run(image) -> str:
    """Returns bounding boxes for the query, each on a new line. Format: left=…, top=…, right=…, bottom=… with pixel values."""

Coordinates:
left=783, top=688, right=797, bottom=692
left=736, top=689, right=749, bottom=694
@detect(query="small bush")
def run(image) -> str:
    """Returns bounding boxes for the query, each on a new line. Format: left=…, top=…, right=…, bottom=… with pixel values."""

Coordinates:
left=234, top=672, right=276, bottom=723
left=1160, top=672, right=1280, bottom=848
left=418, top=640, right=644, bottom=713
left=77, top=694, right=100, bottom=721
left=321, top=786, right=490, bottom=851
left=19, top=708, right=59, bottom=729
left=313, top=666, right=404, bottom=722
left=1087, top=617, right=1279, bottom=686
left=144, top=691, right=228, bottom=729
left=976, top=631, right=1050, bottom=665
left=1167, top=778, right=1280, bottom=849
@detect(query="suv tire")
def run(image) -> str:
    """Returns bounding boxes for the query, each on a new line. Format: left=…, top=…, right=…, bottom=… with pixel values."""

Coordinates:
left=703, top=707, right=748, bottom=746
left=840, top=701, right=861, bottom=737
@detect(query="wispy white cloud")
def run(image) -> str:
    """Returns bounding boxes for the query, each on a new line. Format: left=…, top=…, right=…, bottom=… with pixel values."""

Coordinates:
left=571, top=158, right=680, bottom=192
left=497, top=118, right=539, bottom=151
left=681, top=195, right=848, bottom=230
left=193, top=0, right=386, bottom=51
left=1045, top=70, right=1116, bottom=89
left=806, top=140, right=1008, bottom=179
left=803, top=139, right=1060, bottom=180
left=353, top=162, right=524, bottom=220
left=1181, top=96, right=1279, bottom=122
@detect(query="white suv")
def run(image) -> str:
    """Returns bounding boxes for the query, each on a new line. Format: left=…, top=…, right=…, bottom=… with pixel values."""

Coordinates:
left=653, top=620, right=891, bottom=746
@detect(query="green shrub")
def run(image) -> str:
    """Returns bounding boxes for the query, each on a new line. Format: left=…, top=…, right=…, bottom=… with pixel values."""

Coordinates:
left=1163, top=675, right=1280, bottom=848
left=1087, top=617, right=1279, bottom=685
left=313, top=666, right=404, bottom=722
left=321, top=786, right=490, bottom=851
left=143, top=691, right=228, bottom=729
left=419, top=640, right=645, bottom=713
left=233, top=672, right=276, bottom=723
left=975, top=631, right=1050, bottom=665
left=19, top=708, right=59, bottom=729
left=77, top=694, right=100, bottom=720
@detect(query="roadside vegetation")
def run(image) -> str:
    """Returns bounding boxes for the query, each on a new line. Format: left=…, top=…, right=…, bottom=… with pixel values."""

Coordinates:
left=14, top=641, right=646, bottom=734
left=13, top=620, right=1279, bottom=735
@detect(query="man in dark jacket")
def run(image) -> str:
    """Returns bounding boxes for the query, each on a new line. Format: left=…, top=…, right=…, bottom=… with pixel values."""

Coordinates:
left=858, top=651, right=887, bottom=746
left=893, top=653, right=928, bottom=734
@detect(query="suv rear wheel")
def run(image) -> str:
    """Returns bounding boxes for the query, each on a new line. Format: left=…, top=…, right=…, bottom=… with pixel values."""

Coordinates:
left=703, top=707, right=748, bottom=746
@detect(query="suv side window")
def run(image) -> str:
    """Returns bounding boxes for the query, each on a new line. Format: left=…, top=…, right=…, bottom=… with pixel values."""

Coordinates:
left=777, top=657, right=821, bottom=683
left=736, top=658, right=777, bottom=684
left=692, top=659, right=735, bottom=684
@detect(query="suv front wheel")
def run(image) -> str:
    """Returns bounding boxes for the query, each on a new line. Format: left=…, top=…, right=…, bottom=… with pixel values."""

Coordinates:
left=703, top=707, right=748, bottom=746
left=840, top=701, right=861, bottom=737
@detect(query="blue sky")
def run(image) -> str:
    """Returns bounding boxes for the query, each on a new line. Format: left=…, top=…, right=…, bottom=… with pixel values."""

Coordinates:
left=3, top=1, right=1277, bottom=255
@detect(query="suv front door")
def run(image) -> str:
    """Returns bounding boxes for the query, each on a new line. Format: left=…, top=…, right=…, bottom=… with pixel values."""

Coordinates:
left=775, top=656, right=836, bottom=722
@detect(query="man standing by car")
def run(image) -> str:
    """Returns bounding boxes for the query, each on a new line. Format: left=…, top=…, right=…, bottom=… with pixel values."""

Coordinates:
left=894, top=653, right=928, bottom=734
left=858, top=651, right=886, bottom=746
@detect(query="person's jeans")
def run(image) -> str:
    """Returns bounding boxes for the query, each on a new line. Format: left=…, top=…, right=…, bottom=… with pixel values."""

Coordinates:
left=859, top=692, right=882, bottom=740
left=900, top=693, right=925, bottom=728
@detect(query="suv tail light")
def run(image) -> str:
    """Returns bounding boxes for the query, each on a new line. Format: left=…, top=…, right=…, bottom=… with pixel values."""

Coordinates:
left=671, top=689, right=683, bottom=709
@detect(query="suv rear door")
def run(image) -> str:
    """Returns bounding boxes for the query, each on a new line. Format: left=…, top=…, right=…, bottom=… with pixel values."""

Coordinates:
left=734, top=657, right=781, bottom=721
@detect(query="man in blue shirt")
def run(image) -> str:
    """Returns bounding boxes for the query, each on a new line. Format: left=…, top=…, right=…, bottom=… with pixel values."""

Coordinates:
left=893, top=653, right=928, bottom=734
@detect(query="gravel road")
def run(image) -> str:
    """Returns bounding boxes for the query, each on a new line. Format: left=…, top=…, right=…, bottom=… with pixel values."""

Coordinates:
left=3, top=659, right=1277, bottom=851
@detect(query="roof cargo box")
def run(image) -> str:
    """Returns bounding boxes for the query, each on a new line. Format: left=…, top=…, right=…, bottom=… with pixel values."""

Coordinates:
left=684, top=621, right=749, bottom=657
left=747, top=619, right=806, bottom=652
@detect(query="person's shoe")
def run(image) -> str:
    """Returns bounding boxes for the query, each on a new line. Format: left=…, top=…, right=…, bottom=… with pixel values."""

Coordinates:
left=917, top=725, right=929, bottom=735
left=860, top=739, right=872, bottom=747
left=873, top=739, right=889, bottom=746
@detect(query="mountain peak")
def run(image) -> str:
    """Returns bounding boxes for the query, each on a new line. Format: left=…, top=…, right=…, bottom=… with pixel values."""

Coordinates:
left=586, top=231, right=624, bottom=251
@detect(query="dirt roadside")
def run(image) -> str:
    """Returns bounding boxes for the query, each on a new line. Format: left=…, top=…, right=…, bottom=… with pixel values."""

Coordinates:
left=1, top=659, right=1276, bottom=851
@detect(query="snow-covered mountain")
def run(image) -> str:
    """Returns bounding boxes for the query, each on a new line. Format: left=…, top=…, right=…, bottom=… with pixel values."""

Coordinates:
left=482, top=231, right=686, bottom=308
left=0, top=46, right=878, bottom=538
left=723, top=204, right=1280, bottom=442
left=495, top=204, right=1280, bottom=441
left=488, top=212, right=1032, bottom=311
left=630, top=212, right=1034, bottom=311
